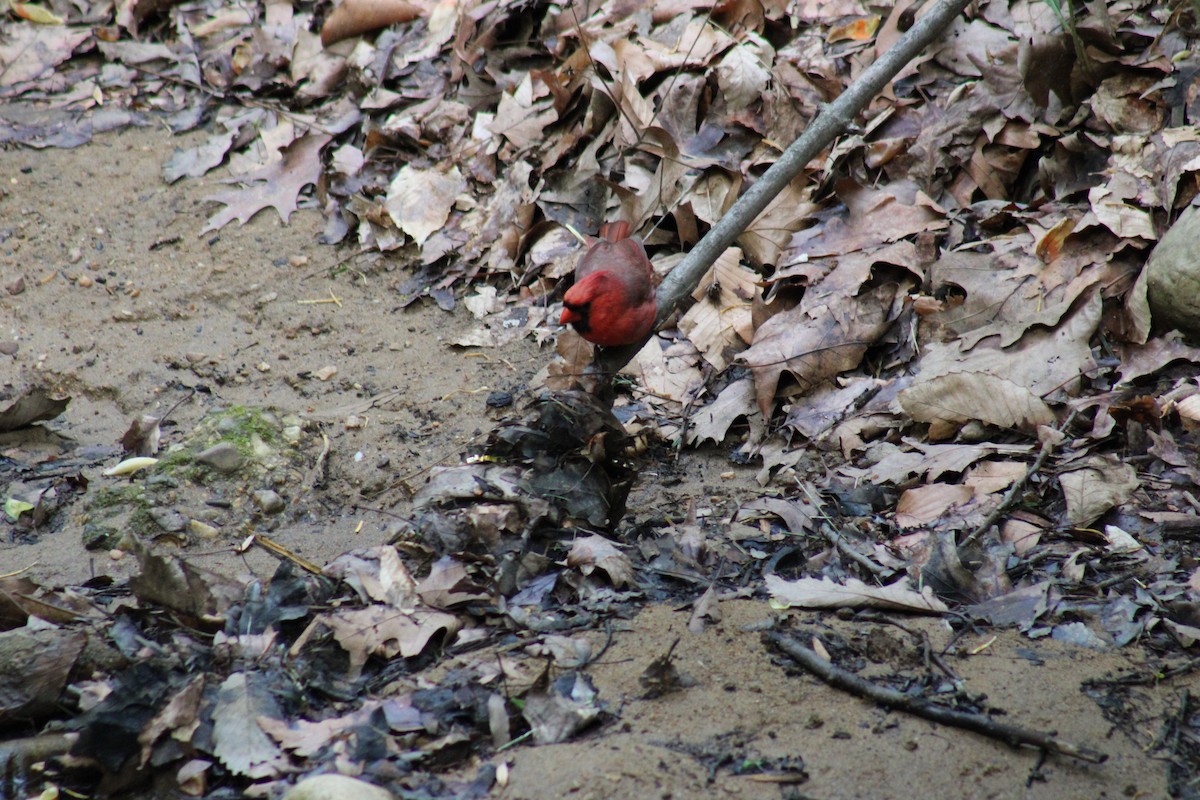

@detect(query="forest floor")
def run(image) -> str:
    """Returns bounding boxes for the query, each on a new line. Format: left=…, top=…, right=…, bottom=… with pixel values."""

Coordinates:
left=0, top=125, right=1179, bottom=800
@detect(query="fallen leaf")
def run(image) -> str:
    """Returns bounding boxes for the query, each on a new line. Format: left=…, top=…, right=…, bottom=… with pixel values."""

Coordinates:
left=385, top=164, right=466, bottom=247
left=210, top=672, right=287, bottom=779
left=1059, top=455, right=1139, bottom=527
left=766, top=574, right=949, bottom=614
left=202, top=132, right=333, bottom=234
left=566, top=535, right=634, bottom=588
left=320, top=0, right=424, bottom=46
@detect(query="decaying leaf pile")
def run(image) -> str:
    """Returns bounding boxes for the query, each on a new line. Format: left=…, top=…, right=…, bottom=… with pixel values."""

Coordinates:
left=5, top=0, right=1197, bottom=450
left=6, top=0, right=1200, bottom=795
left=2, top=390, right=640, bottom=796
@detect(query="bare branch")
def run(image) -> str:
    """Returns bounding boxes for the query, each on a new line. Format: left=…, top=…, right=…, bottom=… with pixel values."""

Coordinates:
left=768, top=631, right=1109, bottom=764
left=598, top=0, right=976, bottom=376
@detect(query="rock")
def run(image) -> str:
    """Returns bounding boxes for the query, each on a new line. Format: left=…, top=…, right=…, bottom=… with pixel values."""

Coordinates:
left=253, top=489, right=285, bottom=514
left=1145, top=205, right=1200, bottom=336
left=82, top=522, right=122, bottom=551
left=282, top=774, right=396, bottom=800
left=189, top=519, right=220, bottom=539
left=486, top=390, right=513, bottom=408
left=196, top=443, right=244, bottom=473
left=148, top=507, right=188, bottom=532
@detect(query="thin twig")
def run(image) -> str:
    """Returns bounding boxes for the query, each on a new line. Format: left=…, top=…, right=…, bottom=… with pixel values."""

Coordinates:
left=767, top=631, right=1108, bottom=764
left=799, top=483, right=888, bottom=577
left=963, top=408, right=1081, bottom=546
left=596, top=0, right=976, bottom=376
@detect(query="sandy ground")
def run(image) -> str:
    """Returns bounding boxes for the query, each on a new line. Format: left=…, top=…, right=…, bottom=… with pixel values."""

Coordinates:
left=0, top=127, right=1180, bottom=799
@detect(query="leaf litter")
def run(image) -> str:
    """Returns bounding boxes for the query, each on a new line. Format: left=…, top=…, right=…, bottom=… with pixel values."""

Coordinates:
left=3, top=0, right=1200, bottom=796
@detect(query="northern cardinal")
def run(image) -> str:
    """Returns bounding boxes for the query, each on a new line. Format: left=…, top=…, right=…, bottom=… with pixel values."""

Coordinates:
left=560, top=221, right=657, bottom=347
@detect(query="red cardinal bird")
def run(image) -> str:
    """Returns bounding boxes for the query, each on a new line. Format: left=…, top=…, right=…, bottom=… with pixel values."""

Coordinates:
left=560, top=221, right=657, bottom=347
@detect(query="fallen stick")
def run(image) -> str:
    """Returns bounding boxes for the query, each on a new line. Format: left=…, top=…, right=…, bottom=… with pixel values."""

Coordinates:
left=598, top=0, right=976, bottom=376
left=766, top=631, right=1108, bottom=764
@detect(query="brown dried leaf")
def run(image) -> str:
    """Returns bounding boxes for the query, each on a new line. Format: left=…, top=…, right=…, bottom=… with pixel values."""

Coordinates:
left=895, top=483, right=975, bottom=529
left=738, top=175, right=817, bottom=267
left=897, top=371, right=1054, bottom=433
left=320, top=0, right=423, bottom=46
left=416, top=556, right=491, bottom=609
left=678, top=247, right=756, bottom=370
left=622, top=338, right=703, bottom=406
left=489, top=73, right=558, bottom=150
left=900, top=289, right=1102, bottom=432
left=522, top=672, right=600, bottom=745
left=0, top=627, right=86, bottom=718
left=1117, top=332, right=1200, bottom=385
left=138, top=676, right=204, bottom=768
left=687, top=377, right=761, bottom=445
left=566, top=534, right=634, bottom=588
left=323, top=546, right=418, bottom=608
left=129, top=538, right=244, bottom=624
left=201, top=132, right=332, bottom=234
left=0, top=386, right=70, bottom=432
left=384, top=164, right=465, bottom=247
left=741, top=283, right=894, bottom=419
left=0, top=26, right=90, bottom=88
left=716, top=42, right=771, bottom=109
left=211, top=672, right=287, bottom=779
left=321, top=605, right=460, bottom=680
left=785, top=181, right=944, bottom=260
left=121, top=414, right=161, bottom=456
left=1059, top=455, right=1139, bottom=527
left=688, top=585, right=720, bottom=633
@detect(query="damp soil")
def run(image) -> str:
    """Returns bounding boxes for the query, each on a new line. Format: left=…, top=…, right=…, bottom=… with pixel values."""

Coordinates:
left=0, top=127, right=1178, bottom=799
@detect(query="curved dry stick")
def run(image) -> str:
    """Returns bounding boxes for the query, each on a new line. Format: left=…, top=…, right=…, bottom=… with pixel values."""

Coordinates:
left=597, top=0, right=976, bottom=377
left=767, top=631, right=1109, bottom=764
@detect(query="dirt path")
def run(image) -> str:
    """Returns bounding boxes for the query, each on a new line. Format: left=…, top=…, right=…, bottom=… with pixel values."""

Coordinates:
left=1, top=128, right=1176, bottom=799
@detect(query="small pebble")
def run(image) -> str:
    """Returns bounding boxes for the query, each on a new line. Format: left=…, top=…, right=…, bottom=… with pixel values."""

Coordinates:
left=282, top=774, right=395, bottom=800
left=109, top=549, right=124, bottom=561
left=0, top=342, right=17, bottom=356
left=486, top=390, right=513, bottom=409
left=77, top=274, right=94, bottom=288
left=148, top=507, right=188, bottom=533
left=189, top=520, right=220, bottom=539
left=196, top=442, right=244, bottom=473
left=314, top=365, right=338, bottom=381
left=253, top=489, right=285, bottom=514
left=6, top=276, right=24, bottom=295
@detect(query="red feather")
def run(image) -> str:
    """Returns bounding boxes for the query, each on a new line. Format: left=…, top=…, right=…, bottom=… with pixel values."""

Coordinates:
left=561, top=222, right=657, bottom=347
